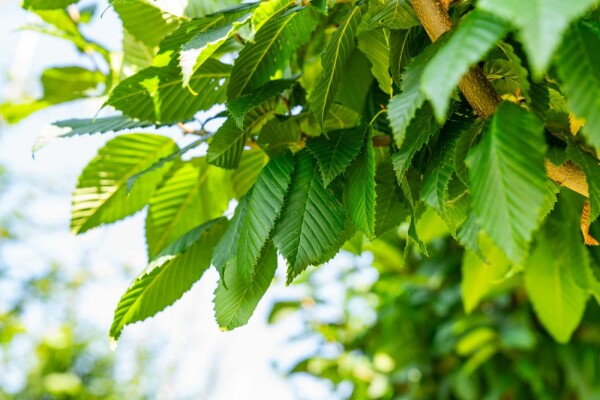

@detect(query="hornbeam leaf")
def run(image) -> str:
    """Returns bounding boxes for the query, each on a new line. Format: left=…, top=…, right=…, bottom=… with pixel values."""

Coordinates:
left=478, top=0, right=597, bottom=79
left=557, top=21, right=600, bottom=150
left=228, top=78, right=297, bottom=128
left=387, top=37, right=445, bottom=148
left=145, top=159, right=231, bottom=258
left=113, top=0, right=181, bottom=47
left=357, top=28, right=393, bottom=95
left=256, top=118, right=303, bottom=156
left=214, top=241, right=278, bottom=331
left=365, top=0, right=419, bottom=30
left=421, top=113, right=474, bottom=217
left=179, top=10, right=252, bottom=87
left=237, top=151, right=294, bottom=281
left=231, top=150, right=270, bottom=198
left=306, top=125, right=367, bottom=187
left=227, top=7, right=317, bottom=98
left=106, top=60, right=230, bottom=124
left=346, top=128, right=377, bottom=238
left=126, top=138, right=208, bottom=193
left=212, top=195, right=250, bottom=282
left=207, top=119, right=246, bottom=169
left=392, top=103, right=440, bottom=181
left=110, top=218, right=227, bottom=341
left=466, top=102, right=546, bottom=264
left=421, top=10, right=509, bottom=122
left=374, top=162, right=406, bottom=237
left=525, top=207, right=589, bottom=343
left=71, top=134, right=177, bottom=234
left=272, top=149, right=347, bottom=283
left=311, top=4, right=365, bottom=127
left=251, top=0, right=294, bottom=33
left=34, top=116, right=156, bottom=154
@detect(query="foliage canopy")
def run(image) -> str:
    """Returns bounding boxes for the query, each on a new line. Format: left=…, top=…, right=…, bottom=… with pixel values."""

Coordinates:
left=4, top=0, right=600, bottom=352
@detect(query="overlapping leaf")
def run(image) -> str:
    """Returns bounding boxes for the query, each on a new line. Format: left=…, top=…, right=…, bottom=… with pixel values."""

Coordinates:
left=421, top=10, right=509, bottom=122
left=306, top=125, right=367, bottom=186
left=145, top=159, right=231, bottom=258
left=228, top=7, right=317, bottom=98
left=207, top=118, right=246, bottom=169
left=212, top=195, right=250, bottom=281
left=346, top=129, right=376, bottom=238
left=357, top=28, right=393, bottom=95
left=567, top=144, right=600, bottom=221
left=110, top=218, right=227, bottom=341
left=237, top=151, right=294, bottom=281
left=466, top=102, right=547, bottom=264
left=387, top=37, right=445, bottom=147
left=365, top=0, right=419, bottom=30
left=311, top=4, right=365, bottom=127
left=71, top=134, right=177, bottom=234
left=106, top=60, right=230, bottom=124
left=214, top=241, right=278, bottom=331
left=272, top=149, right=347, bottom=283
left=113, top=0, right=181, bottom=47
left=34, top=115, right=156, bottom=154
left=478, top=0, right=597, bottom=78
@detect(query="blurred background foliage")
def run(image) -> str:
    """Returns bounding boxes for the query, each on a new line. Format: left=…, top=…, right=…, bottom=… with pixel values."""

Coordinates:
left=270, top=215, right=600, bottom=399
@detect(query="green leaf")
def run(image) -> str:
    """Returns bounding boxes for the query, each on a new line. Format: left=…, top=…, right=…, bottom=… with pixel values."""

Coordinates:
left=126, top=139, right=207, bottom=193
left=478, top=0, right=597, bottom=79
left=33, top=116, right=156, bottom=154
left=71, top=134, right=177, bottom=234
left=389, top=27, right=421, bottom=87
left=272, top=149, right=347, bottom=283
left=461, top=235, right=511, bottom=314
left=392, top=103, right=440, bottom=181
left=207, top=119, right=246, bottom=169
left=212, top=195, right=250, bottom=282
left=306, top=125, right=367, bottom=187
left=237, top=151, right=294, bottom=281
left=106, top=60, right=231, bottom=124
left=214, top=241, right=277, bottom=331
left=556, top=21, right=600, bottom=149
left=374, top=162, right=406, bottom=237
left=179, top=11, right=252, bottom=87
left=228, top=7, right=317, bottom=98
left=310, top=4, right=365, bottom=127
left=231, top=150, right=270, bottom=198
left=113, top=0, right=181, bottom=47
left=228, top=79, right=297, bottom=128
left=421, top=11, right=509, bottom=122
left=257, top=118, right=302, bottom=156
left=357, top=28, right=393, bottom=95
left=324, top=104, right=361, bottom=131
left=251, top=0, right=294, bottom=33
left=466, top=102, right=547, bottom=264
left=145, top=159, right=231, bottom=258
left=567, top=144, right=600, bottom=221
left=421, top=114, right=473, bottom=217
left=365, top=0, right=419, bottom=30
left=40, top=66, right=104, bottom=103
left=525, top=212, right=589, bottom=343
left=23, top=0, right=77, bottom=10
left=387, top=38, right=444, bottom=147
left=346, top=128, right=376, bottom=238
left=110, top=218, right=227, bottom=341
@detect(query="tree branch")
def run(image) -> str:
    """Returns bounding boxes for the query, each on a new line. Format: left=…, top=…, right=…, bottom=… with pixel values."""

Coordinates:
left=410, top=0, right=589, bottom=197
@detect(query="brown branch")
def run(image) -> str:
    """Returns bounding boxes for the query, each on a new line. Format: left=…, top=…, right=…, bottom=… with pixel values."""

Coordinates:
left=410, top=0, right=589, bottom=197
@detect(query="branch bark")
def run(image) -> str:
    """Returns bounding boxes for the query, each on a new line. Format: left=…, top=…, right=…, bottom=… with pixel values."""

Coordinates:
left=410, top=0, right=589, bottom=197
